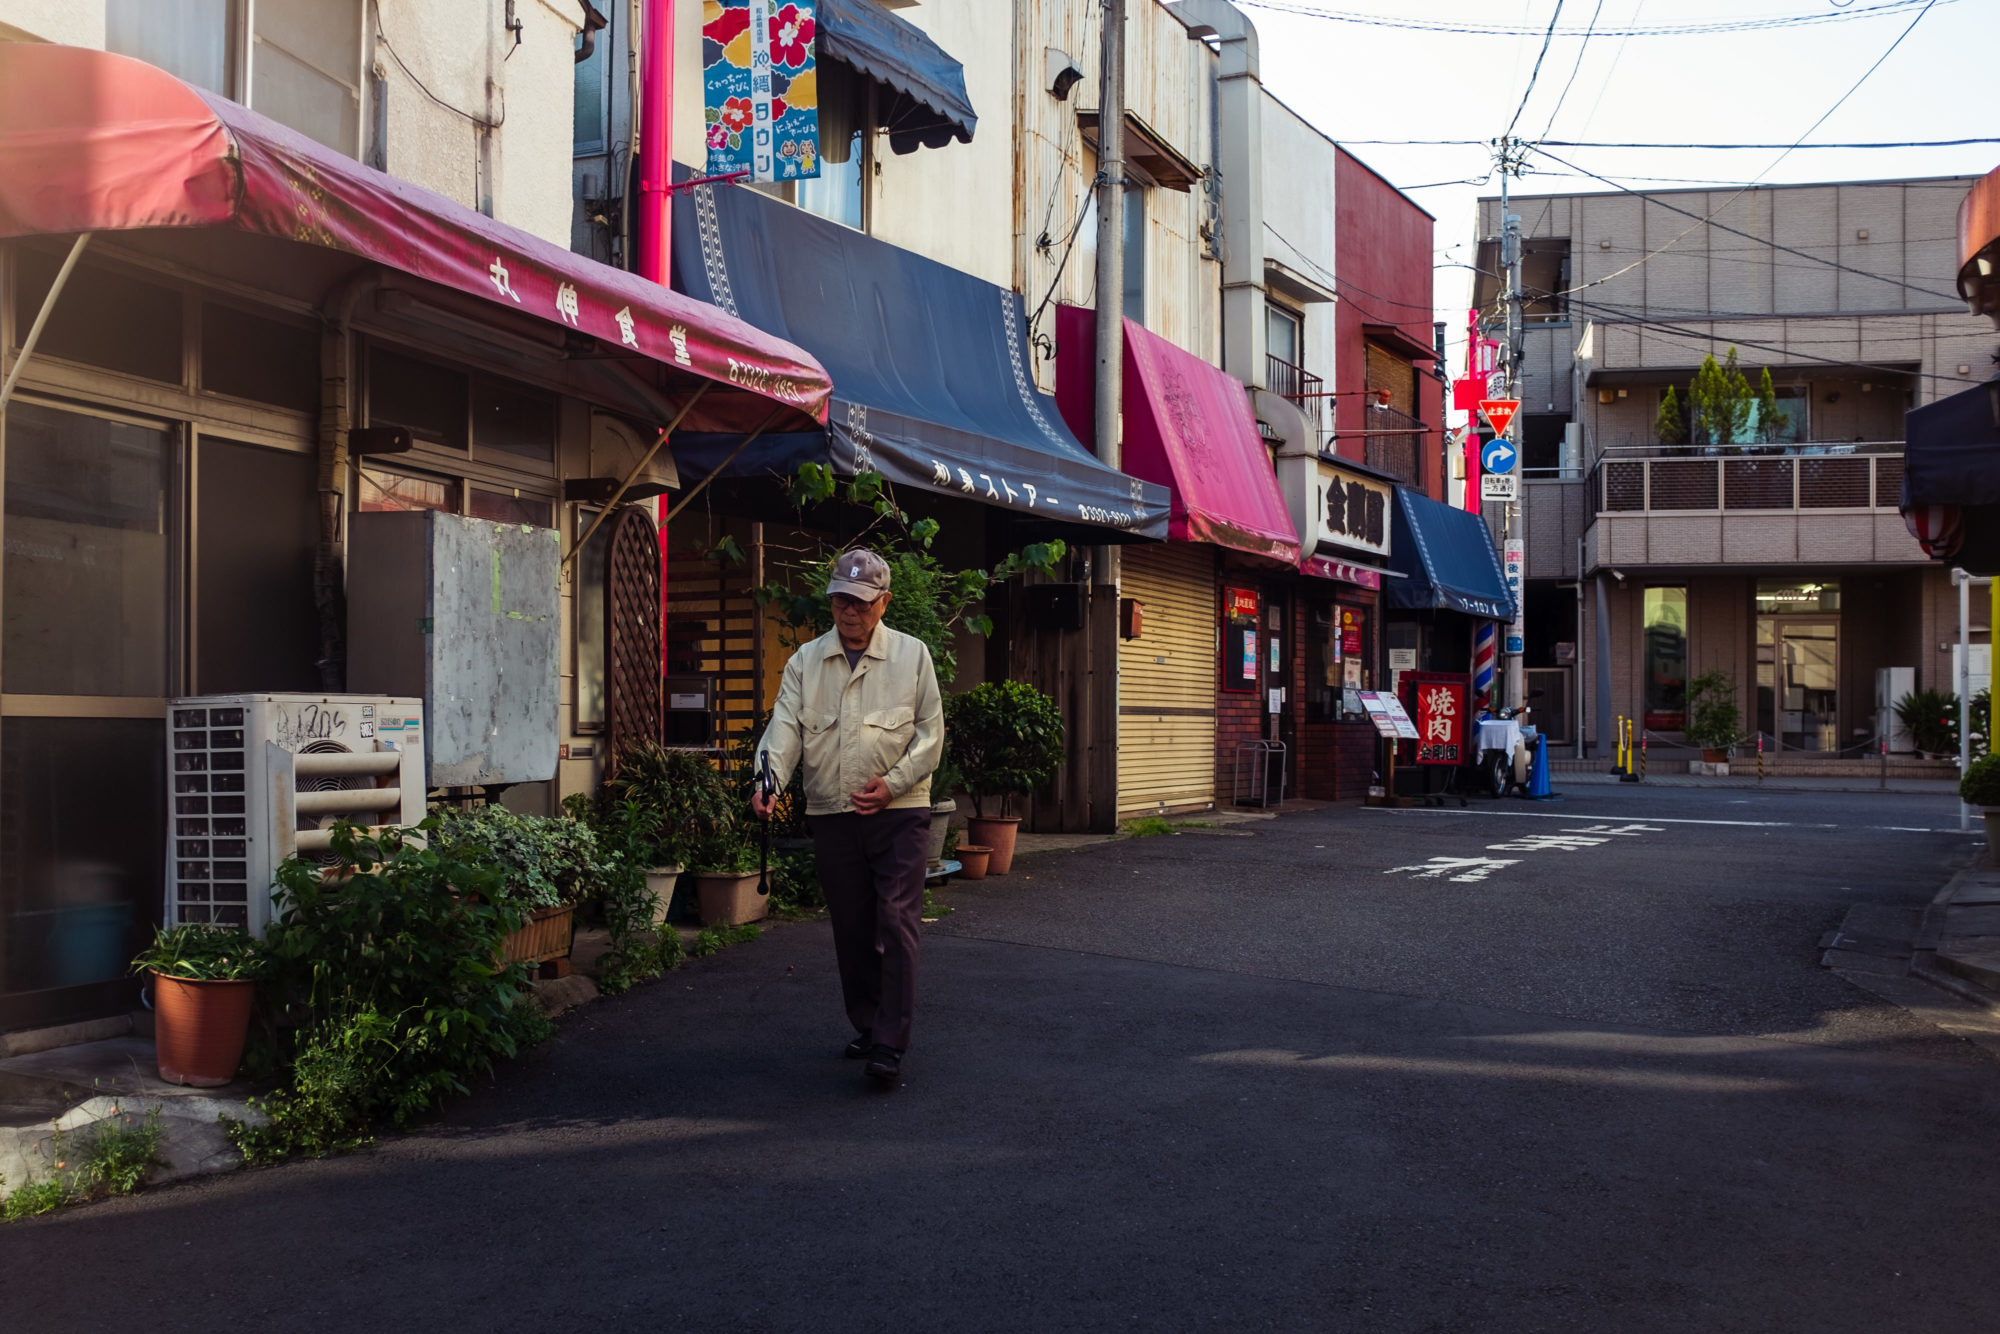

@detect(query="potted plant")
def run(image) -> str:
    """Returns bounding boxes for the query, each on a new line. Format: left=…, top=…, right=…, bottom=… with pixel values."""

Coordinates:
left=604, top=742, right=740, bottom=914
left=1896, top=688, right=1961, bottom=759
left=1963, top=754, right=2000, bottom=866
left=928, top=754, right=963, bottom=872
left=946, top=680, right=1066, bottom=875
left=431, top=804, right=600, bottom=966
left=132, top=923, right=264, bottom=1087
left=1683, top=670, right=1740, bottom=764
left=689, top=831, right=769, bottom=927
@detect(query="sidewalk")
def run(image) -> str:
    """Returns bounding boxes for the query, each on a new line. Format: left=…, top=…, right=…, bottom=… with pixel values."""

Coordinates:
left=1821, top=855, right=2000, bottom=1057
left=1558, top=771, right=1960, bottom=796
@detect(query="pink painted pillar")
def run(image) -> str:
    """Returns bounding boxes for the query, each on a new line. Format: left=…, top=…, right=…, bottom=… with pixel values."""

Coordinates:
left=639, top=0, right=675, bottom=683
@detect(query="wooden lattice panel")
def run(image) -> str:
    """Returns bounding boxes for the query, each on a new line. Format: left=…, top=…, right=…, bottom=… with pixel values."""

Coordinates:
left=605, top=505, right=662, bottom=775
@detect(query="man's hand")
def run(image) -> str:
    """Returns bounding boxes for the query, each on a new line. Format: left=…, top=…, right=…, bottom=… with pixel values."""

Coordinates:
left=851, top=776, right=893, bottom=816
left=750, top=788, right=777, bottom=821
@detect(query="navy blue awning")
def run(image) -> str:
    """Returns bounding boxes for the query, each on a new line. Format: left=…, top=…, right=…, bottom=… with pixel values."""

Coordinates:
left=671, top=180, right=1168, bottom=540
left=1903, top=379, right=2000, bottom=508
left=817, top=0, right=975, bottom=154
left=1386, top=487, right=1514, bottom=620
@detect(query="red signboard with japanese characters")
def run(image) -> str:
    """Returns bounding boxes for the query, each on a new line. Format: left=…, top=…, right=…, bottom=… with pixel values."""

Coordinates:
left=1399, top=671, right=1469, bottom=766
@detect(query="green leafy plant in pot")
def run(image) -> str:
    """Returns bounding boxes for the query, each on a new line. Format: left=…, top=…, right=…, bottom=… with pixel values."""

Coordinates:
left=133, top=923, right=265, bottom=1087
left=604, top=741, right=742, bottom=920
left=688, top=828, right=769, bottom=928
left=946, top=680, right=1066, bottom=875
left=1682, top=670, right=1740, bottom=762
left=1896, top=688, right=1961, bottom=759
left=429, top=803, right=603, bottom=967
left=1961, top=754, right=2000, bottom=867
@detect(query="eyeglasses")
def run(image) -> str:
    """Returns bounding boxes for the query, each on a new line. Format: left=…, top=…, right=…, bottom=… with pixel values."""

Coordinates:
left=831, top=593, right=881, bottom=612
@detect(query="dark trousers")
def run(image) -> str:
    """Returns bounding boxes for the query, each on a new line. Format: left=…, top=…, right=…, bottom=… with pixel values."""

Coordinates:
left=811, top=807, right=931, bottom=1053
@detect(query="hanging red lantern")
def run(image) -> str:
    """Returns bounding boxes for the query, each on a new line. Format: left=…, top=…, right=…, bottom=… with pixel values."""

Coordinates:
left=1902, top=504, right=1963, bottom=559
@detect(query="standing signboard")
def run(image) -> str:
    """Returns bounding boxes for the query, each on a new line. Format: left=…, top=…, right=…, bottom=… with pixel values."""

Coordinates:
left=702, top=1, right=821, bottom=184
left=1399, top=671, right=1469, bottom=765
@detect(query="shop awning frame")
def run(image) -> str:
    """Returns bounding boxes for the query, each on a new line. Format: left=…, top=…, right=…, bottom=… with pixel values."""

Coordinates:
left=1386, top=487, right=1514, bottom=621
left=0, top=43, right=831, bottom=435
left=670, top=178, right=1168, bottom=541
left=1054, top=306, right=1300, bottom=562
left=816, top=0, right=977, bottom=154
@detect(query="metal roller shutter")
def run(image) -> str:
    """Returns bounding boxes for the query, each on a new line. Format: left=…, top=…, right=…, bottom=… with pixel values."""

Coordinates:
left=1117, top=544, right=1216, bottom=816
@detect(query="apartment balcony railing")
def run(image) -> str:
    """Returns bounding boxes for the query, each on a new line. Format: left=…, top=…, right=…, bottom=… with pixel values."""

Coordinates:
left=1266, top=353, right=1325, bottom=436
left=1589, top=441, right=1905, bottom=516
left=1362, top=403, right=1426, bottom=489
left=1583, top=440, right=1917, bottom=569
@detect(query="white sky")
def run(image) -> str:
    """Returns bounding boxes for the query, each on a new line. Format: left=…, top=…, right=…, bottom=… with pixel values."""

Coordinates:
left=1242, top=0, right=2000, bottom=424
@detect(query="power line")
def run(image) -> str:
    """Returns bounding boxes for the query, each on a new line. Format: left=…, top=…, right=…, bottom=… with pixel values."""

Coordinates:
left=1539, top=0, right=1608, bottom=142
left=1505, top=2, right=1569, bottom=143
left=1233, top=0, right=1954, bottom=36
left=1333, top=137, right=2000, bottom=150
left=1531, top=0, right=1942, bottom=302
left=1533, top=147, right=1962, bottom=303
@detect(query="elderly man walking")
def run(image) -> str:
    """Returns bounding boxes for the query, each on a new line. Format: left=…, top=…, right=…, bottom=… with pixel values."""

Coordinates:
left=752, top=550, right=943, bottom=1085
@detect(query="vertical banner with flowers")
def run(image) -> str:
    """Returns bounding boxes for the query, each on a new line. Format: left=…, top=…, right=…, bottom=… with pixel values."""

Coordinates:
left=702, top=0, right=820, bottom=183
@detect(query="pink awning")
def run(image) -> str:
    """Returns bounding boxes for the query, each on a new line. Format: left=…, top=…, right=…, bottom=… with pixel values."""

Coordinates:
left=0, top=43, right=830, bottom=432
left=1056, top=306, right=1300, bottom=563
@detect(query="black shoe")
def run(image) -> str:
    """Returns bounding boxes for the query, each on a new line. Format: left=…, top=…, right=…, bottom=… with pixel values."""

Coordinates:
left=843, top=1034, right=873, bottom=1059
left=863, top=1045, right=902, bottom=1084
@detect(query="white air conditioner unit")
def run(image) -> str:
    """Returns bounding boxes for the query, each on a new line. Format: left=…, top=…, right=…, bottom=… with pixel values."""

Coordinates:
left=167, top=694, right=427, bottom=937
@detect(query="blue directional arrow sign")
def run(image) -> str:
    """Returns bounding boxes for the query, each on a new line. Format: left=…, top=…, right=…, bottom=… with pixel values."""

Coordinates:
left=1480, top=437, right=1518, bottom=475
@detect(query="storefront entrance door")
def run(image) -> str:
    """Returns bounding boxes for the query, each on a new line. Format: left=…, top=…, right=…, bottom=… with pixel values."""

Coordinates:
left=1774, top=619, right=1838, bottom=752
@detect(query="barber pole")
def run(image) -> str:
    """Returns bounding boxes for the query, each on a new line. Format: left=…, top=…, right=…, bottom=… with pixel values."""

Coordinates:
left=1473, top=622, right=1498, bottom=713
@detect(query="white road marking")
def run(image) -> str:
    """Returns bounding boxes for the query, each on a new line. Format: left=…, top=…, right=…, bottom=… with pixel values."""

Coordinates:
left=1382, top=856, right=1519, bottom=883
left=1363, top=806, right=1972, bottom=834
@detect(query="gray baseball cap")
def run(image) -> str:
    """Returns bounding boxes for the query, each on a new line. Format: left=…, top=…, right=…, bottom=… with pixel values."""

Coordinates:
left=827, top=549, right=891, bottom=601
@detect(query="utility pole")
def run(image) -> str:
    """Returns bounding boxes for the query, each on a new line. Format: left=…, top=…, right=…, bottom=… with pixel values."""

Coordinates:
left=1084, top=0, right=1126, bottom=833
left=1498, top=135, right=1527, bottom=712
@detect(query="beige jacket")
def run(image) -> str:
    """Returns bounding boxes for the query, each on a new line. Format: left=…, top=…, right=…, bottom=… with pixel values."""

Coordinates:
left=756, top=623, right=943, bottom=816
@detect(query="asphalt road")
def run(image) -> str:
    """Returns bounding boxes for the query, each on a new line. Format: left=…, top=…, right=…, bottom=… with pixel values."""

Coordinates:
left=6, top=785, right=1996, bottom=1332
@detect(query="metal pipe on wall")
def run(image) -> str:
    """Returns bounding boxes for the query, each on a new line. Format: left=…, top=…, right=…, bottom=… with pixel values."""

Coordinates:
left=636, top=0, right=673, bottom=286
left=1595, top=572, right=1613, bottom=764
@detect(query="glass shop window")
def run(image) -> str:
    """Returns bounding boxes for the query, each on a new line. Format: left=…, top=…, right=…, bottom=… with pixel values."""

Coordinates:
left=368, top=348, right=469, bottom=450
left=200, top=302, right=320, bottom=413
left=472, top=376, right=557, bottom=466
left=2, top=402, right=172, bottom=697
left=1642, top=586, right=1688, bottom=730
left=358, top=467, right=460, bottom=514
left=11, top=250, right=183, bottom=385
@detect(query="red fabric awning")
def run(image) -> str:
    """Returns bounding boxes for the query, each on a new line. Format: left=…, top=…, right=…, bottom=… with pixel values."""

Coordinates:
left=0, top=43, right=830, bottom=431
left=1055, top=306, right=1300, bottom=563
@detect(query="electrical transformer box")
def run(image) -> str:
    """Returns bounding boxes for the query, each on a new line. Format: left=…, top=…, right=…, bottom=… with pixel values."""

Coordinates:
left=347, top=511, right=562, bottom=786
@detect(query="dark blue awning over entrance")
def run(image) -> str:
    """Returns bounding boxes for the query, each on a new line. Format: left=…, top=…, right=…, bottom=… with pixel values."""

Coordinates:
left=817, top=0, right=976, bottom=154
left=1386, top=487, right=1513, bottom=620
left=1903, top=379, right=2000, bottom=508
left=671, top=180, right=1168, bottom=540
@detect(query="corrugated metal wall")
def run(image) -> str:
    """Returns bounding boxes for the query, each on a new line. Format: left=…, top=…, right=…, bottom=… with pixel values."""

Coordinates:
left=1117, top=542, right=1217, bottom=814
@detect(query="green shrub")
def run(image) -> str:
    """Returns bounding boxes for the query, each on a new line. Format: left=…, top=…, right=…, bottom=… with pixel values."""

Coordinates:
left=228, top=822, right=551, bottom=1164
left=1962, top=754, right=2000, bottom=808
left=946, top=680, right=1066, bottom=818
left=429, top=804, right=602, bottom=909
left=1896, top=688, right=1961, bottom=757
left=602, top=742, right=738, bottom=868
left=132, top=923, right=263, bottom=981
left=1682, top=671, right=1741, bottom=754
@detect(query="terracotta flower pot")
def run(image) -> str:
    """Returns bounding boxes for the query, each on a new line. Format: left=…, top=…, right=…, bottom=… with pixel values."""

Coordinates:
left=1702, top=748, right=1728, bottom=763
left=966, top=816, right=1022, bottom=874
left=955, top=845, right=992, bottom=881
left=151, top=972, right=255, bottom=1088
left=695, top=870, right=769, bottom=927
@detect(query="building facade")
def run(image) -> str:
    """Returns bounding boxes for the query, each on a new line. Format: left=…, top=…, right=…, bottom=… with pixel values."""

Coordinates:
left=1473, top=177, right=1995, bottom=759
